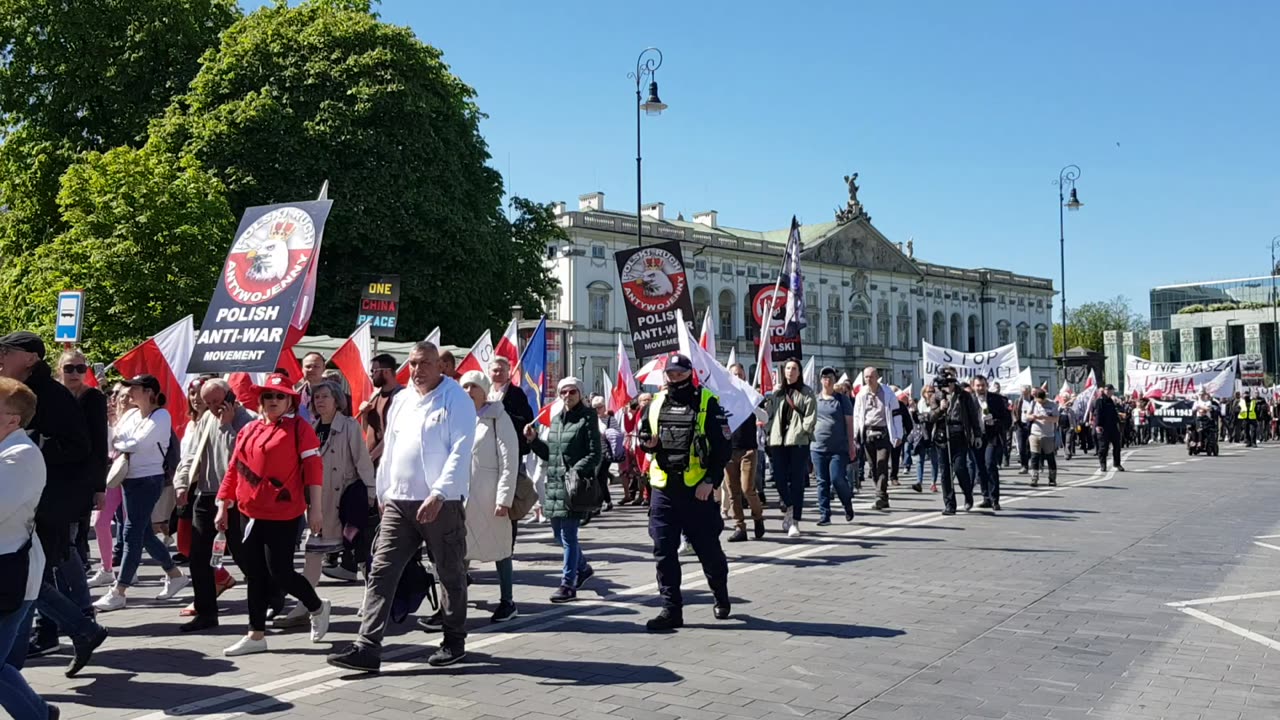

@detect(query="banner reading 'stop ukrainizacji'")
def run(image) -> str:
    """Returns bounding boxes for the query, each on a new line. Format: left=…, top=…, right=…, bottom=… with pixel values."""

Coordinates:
left=188, top=200, right=333, bottom=373
left=921, top=340, right=1022, bottom=386
left=748, top=281, right=803, bottom=363
left=615, top=240, right=695, bottom=360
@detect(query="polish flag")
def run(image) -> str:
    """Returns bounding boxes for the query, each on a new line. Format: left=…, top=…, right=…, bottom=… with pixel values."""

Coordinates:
left=536, top=399, right=564, bottom=426
left=754, top=329, right=774, bottom=394
left=610, top=334, right=638, bottom=413
left=331, top=321, right=374, bottom=412
left=1084, top=370, right=1097, bottom=391
left=698, top=310, right=716, bottom=357
left=114, top=315, right=195, bottom=437
left=395, top=326, right=440, bottom=386
left=495, top=318, right=520, bottom=376
left=454, top=330, right=494, bottom=377
left=84, top=365, right=100, bottom=388
left=725, top=346, right=737, bottom=371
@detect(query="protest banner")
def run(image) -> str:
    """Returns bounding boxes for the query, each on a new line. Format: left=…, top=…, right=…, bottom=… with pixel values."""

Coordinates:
left=921, top=340, right=1022, bottom=386
left=189, top=199, right=332, bottom=373
left=748, top=281, right=802, bottom=362
left=1124, top=355, right=1236, bottom=398
left=1148, top=398, right=1197, bottom=430
left=356, top=275, right=400, bottom=338
left=615, top=240, right=695, bottom=360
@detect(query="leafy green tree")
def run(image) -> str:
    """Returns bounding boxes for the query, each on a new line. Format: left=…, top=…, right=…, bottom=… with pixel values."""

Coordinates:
left=150, top=0, right=536, bottom=341
left=499, top=197, right=563, bottom=321
left=0, top=147, right=234, bottom=358
left=0, top=0, right=240, bottom=150
left=1053, top=295, right=1150, bottom=357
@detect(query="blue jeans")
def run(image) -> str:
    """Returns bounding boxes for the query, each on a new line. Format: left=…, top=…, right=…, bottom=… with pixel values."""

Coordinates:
left=769, top=445, right=809, bottom=521
left=118, top=474, right=175, bottom=587
left=811, top=450, right=853, bottom=521
left=916, top=445, right=939, bottom=485
left=549, top=517, right=588, bottom=588
left=0, top=601, right=49, bottom=720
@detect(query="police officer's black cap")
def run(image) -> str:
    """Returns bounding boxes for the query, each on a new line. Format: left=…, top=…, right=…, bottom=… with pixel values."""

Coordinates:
left=0, top=330, right=45, bottom=359
left=665, top=353, right=693, bottom=373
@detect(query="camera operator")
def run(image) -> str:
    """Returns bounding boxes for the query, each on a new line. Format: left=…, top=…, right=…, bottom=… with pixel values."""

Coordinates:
left=922, top=368, right=982, bottom=515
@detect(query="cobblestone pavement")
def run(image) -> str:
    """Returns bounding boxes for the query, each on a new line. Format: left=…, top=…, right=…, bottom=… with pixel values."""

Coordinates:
left=23, top=441, right=1280, bottom=720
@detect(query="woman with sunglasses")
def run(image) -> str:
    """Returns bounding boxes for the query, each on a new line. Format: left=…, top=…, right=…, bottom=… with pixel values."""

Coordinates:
left=93, top=374, right=188, bottom=612
left=56, top=351, right=109, bottom=587
left=216, top=373, right=331, bottom=656
left=271, top=380, right=373, bottom=630
left=524, top=376, right=601, bottom=603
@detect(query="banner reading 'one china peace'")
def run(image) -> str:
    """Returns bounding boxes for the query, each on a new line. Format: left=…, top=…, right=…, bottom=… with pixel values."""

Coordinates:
left=188, top=200, right=333, bottom=374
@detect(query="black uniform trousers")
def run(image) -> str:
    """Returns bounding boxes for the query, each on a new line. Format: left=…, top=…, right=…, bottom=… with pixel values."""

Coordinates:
left=1097, top=427, right=1122, bottom=470
left=649, top=478, right=729, bottom=614
left=937, top=433, right=975, bottom=513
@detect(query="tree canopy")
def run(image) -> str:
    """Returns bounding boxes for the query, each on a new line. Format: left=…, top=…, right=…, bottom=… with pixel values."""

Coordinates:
left=0, top=0, right=557, bottom=357
left=1053, top=295, right=1150, bottom=356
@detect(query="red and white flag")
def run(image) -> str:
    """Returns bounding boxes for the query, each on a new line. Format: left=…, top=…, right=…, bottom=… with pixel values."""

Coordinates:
left=495, top=318, right=520, bottom=377
left=114, top=315, right=195, bottom=437
left=84, top=365, right=100, bottom=389
left=676, top=309, right=762, bottom=432
left=635, top=355, right=668, bottom=386
left=725, top=346, right=737, bottom=371
left=754, top=326, right=774, bottom=394
left=455, top=330, right=494, bottom=378
left=395, top=326, right=440, bottom=385
left=331, top=321, right=374, bottom=412
left=610, top=334, right=638, bottom=413
left=698, top=310, right=716, bottom=357
left=536, top=398, right=564, bottom=426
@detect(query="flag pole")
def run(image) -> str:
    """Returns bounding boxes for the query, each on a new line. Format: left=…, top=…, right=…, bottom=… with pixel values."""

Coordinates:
left=753, top=217, right=797, bottom=388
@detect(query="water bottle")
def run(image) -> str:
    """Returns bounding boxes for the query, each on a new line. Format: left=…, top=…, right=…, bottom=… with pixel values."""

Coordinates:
left=210, top=531, right=227, bottom=568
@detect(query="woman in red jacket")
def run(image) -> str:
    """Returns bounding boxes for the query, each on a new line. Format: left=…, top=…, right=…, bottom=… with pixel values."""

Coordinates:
left=216, top=373, right=330, bottom=657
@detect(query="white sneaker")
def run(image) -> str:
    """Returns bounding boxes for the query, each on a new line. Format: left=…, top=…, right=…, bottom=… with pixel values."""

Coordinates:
left=156, top=573, right=190, bottom=600
left=224, top=636, right=268, bottom=657
left=679, top=538, right=694, bottom=556
left=93, top=588, right=126, bottom=612
left=86, top=569, right=115, bottom=588
left=310, top=599, right=332, bottom=642
left=787, top=522, right=801, bottom=538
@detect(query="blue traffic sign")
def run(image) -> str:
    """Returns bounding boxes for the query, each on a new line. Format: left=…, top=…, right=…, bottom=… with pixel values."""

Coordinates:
left=54, top=290, right=84, bottom=343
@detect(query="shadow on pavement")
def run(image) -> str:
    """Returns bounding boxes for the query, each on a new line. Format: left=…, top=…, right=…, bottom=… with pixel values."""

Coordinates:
left=42, top=671, right=292, bottom=715
left=370, top=652, right=683, bottom=685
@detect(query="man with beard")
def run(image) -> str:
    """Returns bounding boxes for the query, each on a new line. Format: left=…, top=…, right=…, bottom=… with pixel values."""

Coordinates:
left=637, top=353, right=732, bottom=631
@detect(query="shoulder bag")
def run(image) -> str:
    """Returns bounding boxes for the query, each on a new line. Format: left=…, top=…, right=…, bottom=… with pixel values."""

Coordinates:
left=488, top=417, right=539, bottom=520
left=106, top=452, right=130, bottom=489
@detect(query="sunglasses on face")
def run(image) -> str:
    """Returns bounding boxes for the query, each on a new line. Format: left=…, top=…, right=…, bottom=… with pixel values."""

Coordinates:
left=261, top=392, right=290, bottom=401
left=63, top=364, right=88, bottom=374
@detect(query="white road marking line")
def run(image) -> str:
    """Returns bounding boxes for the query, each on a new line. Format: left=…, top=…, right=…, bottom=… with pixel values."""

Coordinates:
left=1165, top=589, right=1280, bottom=608
left=142, top=449, right=1140, bottom=720
left=1254, top=541, right=1280, bottom=553
left=1175, top=607, right=1280, bottom=653
left=1256, top=534, right=1280, bottom=540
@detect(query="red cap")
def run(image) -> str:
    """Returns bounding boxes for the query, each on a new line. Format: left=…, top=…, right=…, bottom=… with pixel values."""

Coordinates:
left=255, top=372, right=300, bottom=398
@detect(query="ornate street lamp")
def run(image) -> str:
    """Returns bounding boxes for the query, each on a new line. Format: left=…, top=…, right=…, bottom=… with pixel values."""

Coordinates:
left=629, top=48, right=666, bottom=247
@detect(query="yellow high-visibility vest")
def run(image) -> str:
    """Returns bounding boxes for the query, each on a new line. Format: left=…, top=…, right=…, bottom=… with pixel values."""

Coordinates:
left=1239, top=399, right=1258, bottom=421
left=646, top=389, right=713, bottom=488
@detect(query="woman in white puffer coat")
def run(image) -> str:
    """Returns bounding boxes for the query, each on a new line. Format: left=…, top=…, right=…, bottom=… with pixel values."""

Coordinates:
left=458, top=370, right=519, bottom=624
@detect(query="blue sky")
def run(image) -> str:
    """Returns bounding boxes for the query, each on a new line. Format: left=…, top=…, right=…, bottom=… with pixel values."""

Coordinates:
left=254, top=1, right=1278, bottom=317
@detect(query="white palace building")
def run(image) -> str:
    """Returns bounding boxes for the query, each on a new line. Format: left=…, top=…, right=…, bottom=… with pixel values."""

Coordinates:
left=543, top=177, right=1058, bottom=395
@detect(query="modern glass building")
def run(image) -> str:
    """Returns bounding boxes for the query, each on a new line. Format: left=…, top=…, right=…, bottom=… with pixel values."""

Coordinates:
left=1150, top=275, right=1275, bottom=330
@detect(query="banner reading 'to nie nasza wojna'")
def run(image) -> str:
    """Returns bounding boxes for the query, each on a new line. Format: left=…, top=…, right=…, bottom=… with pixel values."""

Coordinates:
left=188, top=200, right=333, bottom=374
left=615, top=239, right=695, bottom=360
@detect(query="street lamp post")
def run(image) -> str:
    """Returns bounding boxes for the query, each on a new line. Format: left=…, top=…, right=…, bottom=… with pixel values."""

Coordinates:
left=1056, top=165, right=1082, bottom=378
left=1270, top=235, right=1280, bottom=379
left=629, top=48, right=667, bottom=247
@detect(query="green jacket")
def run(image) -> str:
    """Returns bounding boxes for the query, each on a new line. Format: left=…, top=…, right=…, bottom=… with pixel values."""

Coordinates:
left=538, top=402, right=602, bottom=519
left=766, top=385, right=818, bottom=447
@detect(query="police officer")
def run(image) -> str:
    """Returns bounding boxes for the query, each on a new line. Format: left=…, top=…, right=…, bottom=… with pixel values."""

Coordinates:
left=1239, top=391, right=1260, bottom=447
left=638, top=352, right=732, bottom=632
